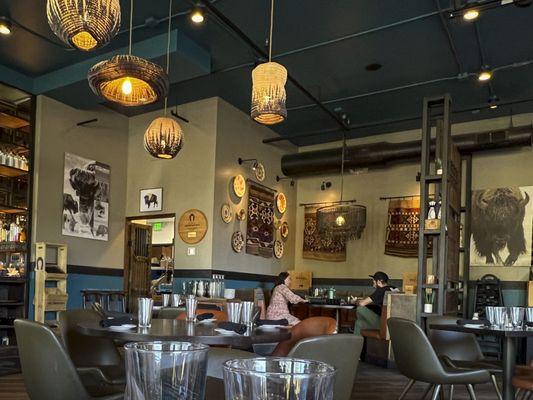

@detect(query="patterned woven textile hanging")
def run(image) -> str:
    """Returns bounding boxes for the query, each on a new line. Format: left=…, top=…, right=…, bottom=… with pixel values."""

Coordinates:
left=47, top=0, right=121, bottom=51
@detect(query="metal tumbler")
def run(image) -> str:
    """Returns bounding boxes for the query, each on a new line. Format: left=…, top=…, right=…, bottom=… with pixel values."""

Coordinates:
left=509, top=307, right=525, bottom=328
left=241, top=301, right=255, bottom=326
left=493, top=306, right=507, bottom=328
left=227, top=302, right=243, bottom=323
left=526, top=307, right=533, bottom=324
left=485, top=306, right=496, bottom=327
left=138, top=298, right=154, bottom=328
left=162, top=293, right=171, bottom=308
left=185, top=296, right=198, bottom=322
left=171, top=294, right=181, bottom=307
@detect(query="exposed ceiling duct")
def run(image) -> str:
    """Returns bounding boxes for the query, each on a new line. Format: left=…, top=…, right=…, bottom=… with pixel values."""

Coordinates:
left=281, top=125, right=533, bottom=177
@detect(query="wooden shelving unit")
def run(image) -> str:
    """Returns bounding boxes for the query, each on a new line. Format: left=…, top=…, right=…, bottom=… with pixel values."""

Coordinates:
left=33, top=243, right=68, bottom=323
left=416, top=94, right=462, bottom=325
left=0, top=94, right=32, bottom=376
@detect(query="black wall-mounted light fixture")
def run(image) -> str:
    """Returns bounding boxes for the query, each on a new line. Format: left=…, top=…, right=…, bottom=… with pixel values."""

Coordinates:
left=238, top=157, right=259, bottom=170
left=321, top=181, right=332, bottom=191
left=276, top=175, right=295, bottom=186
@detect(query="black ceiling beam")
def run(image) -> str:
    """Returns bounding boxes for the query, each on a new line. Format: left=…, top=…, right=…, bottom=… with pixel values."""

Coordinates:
left=197, top=0, right=350, bottom=132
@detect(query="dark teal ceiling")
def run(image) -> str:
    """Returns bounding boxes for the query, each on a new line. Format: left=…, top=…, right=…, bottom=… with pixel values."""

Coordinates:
left=1, top=0, right=532, bottom=146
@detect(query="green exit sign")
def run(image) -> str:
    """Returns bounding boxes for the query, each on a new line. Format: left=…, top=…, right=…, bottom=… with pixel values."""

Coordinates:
left=153, top=222, right=163, bottom=231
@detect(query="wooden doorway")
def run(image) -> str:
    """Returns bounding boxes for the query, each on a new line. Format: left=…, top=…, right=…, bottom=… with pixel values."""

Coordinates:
left=124, top=213, right=175, bottom=312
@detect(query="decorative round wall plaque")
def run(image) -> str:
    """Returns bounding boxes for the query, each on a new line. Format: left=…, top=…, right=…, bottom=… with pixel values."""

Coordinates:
left=178, top=209, right=208, bottom=244
left=276, top=192, right=287, bottom=214
left=274, top=240, right=284, bottom=259
left=280, top=221, right=289, bottom=239
left=221, top=203, right=233, bottom=223
left=232, top=174, right=246, bottom=198
left=254, top=162, right=266, bottom=182
left=231, top=231, right=245, bottom=253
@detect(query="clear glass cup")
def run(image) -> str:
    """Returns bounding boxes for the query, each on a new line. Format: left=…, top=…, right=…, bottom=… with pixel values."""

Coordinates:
left=186, top=296, right=198, bottom=322
left=162, top=293, right=171, bottom=308
left=125, top=341, right=209, bottom=400
left=138, top=298, right=154, bottom=328
left=526, top=307, right=533, bottom=325
left=223, top=357, right=336, bottom=400
left=171, top=294, right=182, bottom=307
left=227, top=302, right=243, bottom=323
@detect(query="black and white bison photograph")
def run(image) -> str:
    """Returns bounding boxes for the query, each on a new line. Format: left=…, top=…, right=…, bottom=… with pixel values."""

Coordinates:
left=471, top=186, right=532, bottom=267
left=62, top=153, right=110, bottom=241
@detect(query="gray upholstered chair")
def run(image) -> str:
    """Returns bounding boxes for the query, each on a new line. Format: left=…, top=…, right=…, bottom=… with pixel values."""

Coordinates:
left=387, top=317, right=491, bottom=400
left=288, top=334, right=364, bottom=400
left=428, top=315, right=503, bottom=400
left=58, top=309, right=125, bottom=387
left=208, top=334, right=363, bottom=400
left=14, top=319, right=123, bottom=400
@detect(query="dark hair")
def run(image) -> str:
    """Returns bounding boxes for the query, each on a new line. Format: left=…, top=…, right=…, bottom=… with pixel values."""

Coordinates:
left=273, top=272, right=290, bottom=288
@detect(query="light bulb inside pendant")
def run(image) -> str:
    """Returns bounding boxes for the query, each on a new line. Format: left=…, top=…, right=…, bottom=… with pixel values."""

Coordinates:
left=121, top=78, right=133, bottom=95
left=335, top=215, right=346, bottom=227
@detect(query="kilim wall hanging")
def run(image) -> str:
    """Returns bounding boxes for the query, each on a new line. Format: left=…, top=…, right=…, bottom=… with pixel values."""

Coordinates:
left=384, top=198, right=431, bottom=258
left=303, top=206, right=346, bottom=262
left=246, top=181, right=275, bottom=258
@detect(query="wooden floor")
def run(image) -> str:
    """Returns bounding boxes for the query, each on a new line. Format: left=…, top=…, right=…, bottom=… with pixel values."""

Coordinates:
left=0, top=363, right=501, bottom=400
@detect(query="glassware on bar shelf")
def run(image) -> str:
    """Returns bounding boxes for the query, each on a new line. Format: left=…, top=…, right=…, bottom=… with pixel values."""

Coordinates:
left=125, top=341, right=209, bottom=400
left=223, top=357, right=336, bottom=400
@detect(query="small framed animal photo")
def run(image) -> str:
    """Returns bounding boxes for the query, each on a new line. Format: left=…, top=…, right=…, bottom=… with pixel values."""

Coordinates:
left=140, top=188, right=163, bottom=212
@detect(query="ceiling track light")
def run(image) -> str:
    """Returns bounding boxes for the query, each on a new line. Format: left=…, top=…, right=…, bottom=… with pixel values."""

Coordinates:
left=463, top=8, right=480, bottom=20
left=190, top=7, right=205, bottom=24
left=0, top=17, right=12, bottom=35
left=488, top=94, right=499, bottom=109
left=478, top=66, right=492, bottom=82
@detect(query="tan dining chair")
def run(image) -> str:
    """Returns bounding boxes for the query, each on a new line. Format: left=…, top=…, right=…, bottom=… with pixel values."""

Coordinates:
left=14, top=319, right=123, bottom=400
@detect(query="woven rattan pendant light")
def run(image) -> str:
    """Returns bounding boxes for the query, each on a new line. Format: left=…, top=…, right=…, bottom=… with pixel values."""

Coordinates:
left=251, top=0, right=287, bottom=125
left=87, top=0, right=168, bottom=106
left=316, top=134, right=367, bottom=242
left=47, top=0, right=121, bottom=51
left=144, top=0, right=183, bottom=159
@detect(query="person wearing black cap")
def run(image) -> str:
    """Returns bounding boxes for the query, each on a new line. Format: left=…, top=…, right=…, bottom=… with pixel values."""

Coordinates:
left=353, top=271, right=393, bottom=335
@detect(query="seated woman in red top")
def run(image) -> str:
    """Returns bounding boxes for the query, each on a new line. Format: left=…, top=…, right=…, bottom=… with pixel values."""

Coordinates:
left=266, top=272, right=307, bottom=325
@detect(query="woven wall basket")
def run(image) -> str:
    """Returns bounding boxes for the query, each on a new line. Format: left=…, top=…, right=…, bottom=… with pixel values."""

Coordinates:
left=47, top=0, right=121, bottom=51
left=88, top=55, right=169, bottom=106
left=251, top=61, right=288, bottom=125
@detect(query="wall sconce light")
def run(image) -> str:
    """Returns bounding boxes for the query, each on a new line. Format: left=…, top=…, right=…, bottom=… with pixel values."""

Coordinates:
left=321, top=181, right=332, bottom=191
left=276, top=175, right=295, bottom=186
left=238, top=157, right=259, bottom=170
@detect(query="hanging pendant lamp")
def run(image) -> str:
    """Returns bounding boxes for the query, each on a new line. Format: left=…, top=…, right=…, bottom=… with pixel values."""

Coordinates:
left=251, top=0, right=287, bottom=125
left=143, top=0, right=183, bottom=159
left=87, top=0, right=168, bottom=106
left=46, top=0, right=121, bottom=51
left=316, top=134, right=367, bottom=242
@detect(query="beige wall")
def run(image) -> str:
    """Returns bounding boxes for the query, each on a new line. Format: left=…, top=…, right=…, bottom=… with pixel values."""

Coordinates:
left=32, top=96, right=129, bottom=268
left=210, top=99, right=297, bottom=276
left=294, top=113, right=533, bottom=282
left=125, top=98, right=218, bottom=270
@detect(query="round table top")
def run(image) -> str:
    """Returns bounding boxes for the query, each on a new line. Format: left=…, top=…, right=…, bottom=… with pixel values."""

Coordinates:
left=77, top=319, right=291, bottom=348
left=309, top=303, right=355, bottom=310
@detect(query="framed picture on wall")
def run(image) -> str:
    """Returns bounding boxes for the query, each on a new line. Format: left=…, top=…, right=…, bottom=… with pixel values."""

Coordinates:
left=140, top=188, right=163, bottom=212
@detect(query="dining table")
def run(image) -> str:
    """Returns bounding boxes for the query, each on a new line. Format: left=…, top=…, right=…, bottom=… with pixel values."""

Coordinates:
left=309, top=303, right=355, bottom=332
left=430, top=323, right=533, bottom=400
left=77, top=318, right=291, bottom=348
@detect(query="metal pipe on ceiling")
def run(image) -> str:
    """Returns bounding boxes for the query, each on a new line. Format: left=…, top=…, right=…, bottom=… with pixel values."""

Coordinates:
left=197, top=0, right=350, bottom=133
left=280, top=125, right=533, bottom=177
left=433, top=0, right=464, bottom=73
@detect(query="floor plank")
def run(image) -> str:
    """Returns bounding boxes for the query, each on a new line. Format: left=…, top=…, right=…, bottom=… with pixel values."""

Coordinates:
left=0, top=363, right=502, bottom=400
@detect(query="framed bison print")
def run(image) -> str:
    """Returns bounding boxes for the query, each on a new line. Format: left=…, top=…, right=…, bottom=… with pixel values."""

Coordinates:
left=470, top=186, right=533, bottom=267
left=63, top=152, right=110, bottom=241
left=140, top=188, right=163, bottom=213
